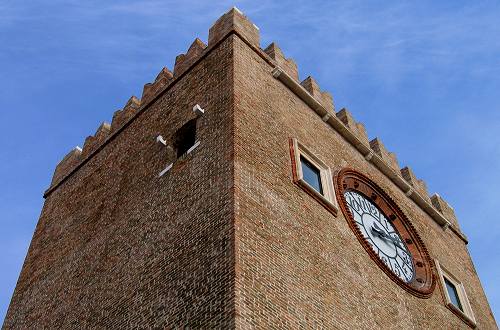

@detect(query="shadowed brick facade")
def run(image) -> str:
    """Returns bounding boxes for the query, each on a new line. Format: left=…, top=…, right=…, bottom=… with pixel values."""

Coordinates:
left=4, top=8, right=497, bottom=329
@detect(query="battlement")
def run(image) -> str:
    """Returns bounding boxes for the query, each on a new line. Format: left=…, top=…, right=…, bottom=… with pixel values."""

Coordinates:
left=173, top=39, right=207, bottom=77
left=264, top=43, right=299, bottom=82
left=142, top=68, right=173, bottom=104
left=47, top=7, right=465, bottom=242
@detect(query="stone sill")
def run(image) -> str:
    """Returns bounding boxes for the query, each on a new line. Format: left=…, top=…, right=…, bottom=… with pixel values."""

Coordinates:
left=295, top=179, right=338, bottom=217
left=446, top=302, right=477, bottom=328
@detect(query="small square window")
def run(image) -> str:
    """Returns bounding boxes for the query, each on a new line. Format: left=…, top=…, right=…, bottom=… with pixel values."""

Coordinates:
left=300, top=156, right=323, bottom=195
left=174, top=119, right=197, bottom=158
left=445, top=277, right=464, bottom=312
left=435, top=259, right=476, bottom=327
left=290, top=138, right=337, bottom=215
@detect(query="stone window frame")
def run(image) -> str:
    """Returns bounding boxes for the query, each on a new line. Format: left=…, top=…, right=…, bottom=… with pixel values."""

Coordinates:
left=289, top=138, right=338, bottom=216
left=435, top=259, right=477, bottom=328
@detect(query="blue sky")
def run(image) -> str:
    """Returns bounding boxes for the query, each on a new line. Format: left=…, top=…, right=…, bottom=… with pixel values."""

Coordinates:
left=1, top=0, right=499, bottom=324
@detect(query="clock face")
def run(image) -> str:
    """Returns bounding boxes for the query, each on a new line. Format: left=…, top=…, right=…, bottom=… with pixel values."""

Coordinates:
left=335, top=168, right=436, bottom=298
left=344, top=190, right=415, bottom=283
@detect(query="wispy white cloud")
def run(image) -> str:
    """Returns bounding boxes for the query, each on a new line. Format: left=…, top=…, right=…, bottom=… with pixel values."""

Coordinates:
left=250, top=1, right=500, bottom=88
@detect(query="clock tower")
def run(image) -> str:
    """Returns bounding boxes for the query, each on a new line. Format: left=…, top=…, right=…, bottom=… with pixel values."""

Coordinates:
left=4, top=7, right=497, bottom=329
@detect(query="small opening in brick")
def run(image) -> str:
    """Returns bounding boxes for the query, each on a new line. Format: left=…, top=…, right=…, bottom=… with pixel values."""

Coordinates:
left=174, top=119, right=197, bottom=158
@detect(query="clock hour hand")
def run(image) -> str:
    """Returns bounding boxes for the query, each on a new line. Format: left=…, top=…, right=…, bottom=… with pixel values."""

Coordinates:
left=371, top=222, right=389, bottom=238
left=371, top=223, right=405, bottom=250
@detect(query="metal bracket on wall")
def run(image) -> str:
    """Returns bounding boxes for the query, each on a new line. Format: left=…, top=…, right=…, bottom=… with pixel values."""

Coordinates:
left=159, top=163, right=173, bottom=177
left=156, top=135, right=174, bottom=152
left=156, top=135, right=167, bottom=146
left=193, top=104, right=205, bottom=116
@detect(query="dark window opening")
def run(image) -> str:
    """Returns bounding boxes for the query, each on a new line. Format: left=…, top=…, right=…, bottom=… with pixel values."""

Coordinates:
left=445, top=277, right=463, bottom=312
left=174, top=119, right=197, bottom=158
left=300, top=155, right=323, bottom=195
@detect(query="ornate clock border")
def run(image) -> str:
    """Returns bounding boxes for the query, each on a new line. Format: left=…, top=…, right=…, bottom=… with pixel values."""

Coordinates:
left=335, top=168, right=436, bottom=298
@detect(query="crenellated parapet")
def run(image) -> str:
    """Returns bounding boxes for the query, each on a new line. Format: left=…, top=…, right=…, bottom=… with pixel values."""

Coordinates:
left=142, top=68, right=173, bottom=104
left=111, top=96, right=141, bottom=133
left=208, top=7, right=259, bottom=48
left=46, top=7, right=463, bottom=240
left=264, top=43, right=299, bottom=81
left=82, top=122, right=111, bottom=158
left=300, top=76, right=335, bottom=113
left=49, top=96, right=142, bottom=189
left=369, top=138, right=400, bottom=173
left=336, top=108, right=369, bottom=146
left=50, top=147, right=82, bottom=186
left=173, top=39, right=207, bottom=77
left=431, top=194, right=460, bottom=230
left=401, top=166, right=431, bottom=203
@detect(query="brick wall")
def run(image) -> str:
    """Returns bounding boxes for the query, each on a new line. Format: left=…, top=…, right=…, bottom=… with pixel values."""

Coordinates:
left=232, top=34, right=497, bottom=329
left=4, top=33, right=236, bottom=329
left=4, top=8, right=497, bottom=329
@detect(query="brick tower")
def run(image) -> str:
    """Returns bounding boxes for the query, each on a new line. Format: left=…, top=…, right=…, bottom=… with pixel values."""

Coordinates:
left=4, top=8, right=497, bottom=329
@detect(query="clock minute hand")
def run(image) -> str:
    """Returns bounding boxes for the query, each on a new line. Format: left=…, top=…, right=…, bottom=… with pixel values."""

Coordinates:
left=385, top=235, right=405, bottom=250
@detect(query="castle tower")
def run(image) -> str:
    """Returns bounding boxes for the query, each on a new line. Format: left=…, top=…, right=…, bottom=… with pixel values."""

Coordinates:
left=4, top=8, right=497, bottom=329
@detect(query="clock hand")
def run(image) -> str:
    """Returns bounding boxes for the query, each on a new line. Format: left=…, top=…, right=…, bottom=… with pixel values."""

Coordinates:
left=371, top=225, right=389, bottom=240
left=385, top=235, right=405, bottom=250
left=371, top=223, right=406, bottom=250
left=372, top=222, right=389, bottom=238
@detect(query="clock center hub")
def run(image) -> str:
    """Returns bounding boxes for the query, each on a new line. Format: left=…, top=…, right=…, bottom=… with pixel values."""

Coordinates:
left=361, top=213, right=398, bottom=258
